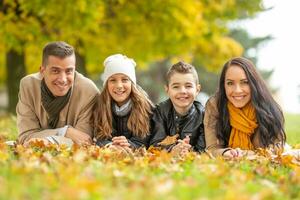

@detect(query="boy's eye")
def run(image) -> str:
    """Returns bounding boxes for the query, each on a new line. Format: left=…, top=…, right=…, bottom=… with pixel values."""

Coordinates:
left=172, top=86, right=179, bottom=89
left=186, top=85, right=193, bottom=88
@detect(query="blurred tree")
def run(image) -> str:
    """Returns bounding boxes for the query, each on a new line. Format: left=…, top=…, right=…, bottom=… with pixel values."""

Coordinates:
left=198, top=27, right=274, bottom=96
left=0, top=0, right=265, bottom=111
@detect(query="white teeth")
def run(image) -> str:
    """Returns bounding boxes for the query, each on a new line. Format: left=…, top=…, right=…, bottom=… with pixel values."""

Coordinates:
left=233, top=96, right=244, bottom=100
left=115, top=91, right=124, bottom=95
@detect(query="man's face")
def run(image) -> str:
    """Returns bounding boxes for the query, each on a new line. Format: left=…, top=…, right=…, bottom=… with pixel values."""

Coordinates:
left=40, top=55, right=76, bottom=96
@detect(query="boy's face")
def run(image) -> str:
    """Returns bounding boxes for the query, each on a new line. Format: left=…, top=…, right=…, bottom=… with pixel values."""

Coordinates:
left=165, top=72, right=200, bottom=115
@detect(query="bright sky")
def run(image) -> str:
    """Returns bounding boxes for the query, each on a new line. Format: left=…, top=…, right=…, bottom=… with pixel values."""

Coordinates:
left=241, top=0, right=300, bottom=113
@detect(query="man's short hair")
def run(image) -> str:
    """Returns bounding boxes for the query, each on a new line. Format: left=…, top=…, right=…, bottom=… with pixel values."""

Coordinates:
left=165, top=61, right=199, bottom=85
left=42, top=41, right=74, bottom=66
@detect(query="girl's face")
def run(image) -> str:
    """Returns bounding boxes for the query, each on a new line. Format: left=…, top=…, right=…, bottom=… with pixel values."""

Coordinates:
left=225, top=65, right=251, bottom=108
left=107, top=73, right=132, bottom=106
left=165, top=72, right=200, bottom=115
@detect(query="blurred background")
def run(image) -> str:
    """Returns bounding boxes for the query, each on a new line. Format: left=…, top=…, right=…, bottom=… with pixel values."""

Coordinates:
left=0, top=0, right=299, bottom=115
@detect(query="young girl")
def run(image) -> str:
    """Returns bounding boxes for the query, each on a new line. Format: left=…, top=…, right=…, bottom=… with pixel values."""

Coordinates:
left=204, top=57, right=286, bottom=158
left=94, top=54, right=153, bottom=149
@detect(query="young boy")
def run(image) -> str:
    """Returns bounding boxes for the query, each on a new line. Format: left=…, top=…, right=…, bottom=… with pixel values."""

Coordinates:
left=150, top=61, right=205, bottom=153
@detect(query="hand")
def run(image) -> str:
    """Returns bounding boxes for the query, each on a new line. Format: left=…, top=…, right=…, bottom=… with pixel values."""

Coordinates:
left=24, top=138, right=50, bottom=147
left=223, top=148, right=244, bottom=158
left=65, top=127, right=92, bottom=146
left=112, top=136, right=130, bottom=148
left=182, top=135, right=190, bottom=144
left=171, top=140, right=191, bottom=157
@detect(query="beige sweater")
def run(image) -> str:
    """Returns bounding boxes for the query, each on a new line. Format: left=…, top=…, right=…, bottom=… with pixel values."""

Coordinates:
left=17, top=71, right=99, bottom=145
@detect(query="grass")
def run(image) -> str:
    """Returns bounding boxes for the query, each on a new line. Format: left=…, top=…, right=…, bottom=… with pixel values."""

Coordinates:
left=285, top=113, right=300, bottom=145
left=0, top=114, right=300, bottom=200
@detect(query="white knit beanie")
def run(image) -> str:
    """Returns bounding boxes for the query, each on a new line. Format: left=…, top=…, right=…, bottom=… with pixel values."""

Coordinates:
left=102, top=54, right=136, bottom=86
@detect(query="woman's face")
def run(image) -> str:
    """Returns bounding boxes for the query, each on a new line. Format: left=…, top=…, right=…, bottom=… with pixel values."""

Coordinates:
left=224, top=65, right=251, bottom=108
left=107, top=73, right=132, bottom=106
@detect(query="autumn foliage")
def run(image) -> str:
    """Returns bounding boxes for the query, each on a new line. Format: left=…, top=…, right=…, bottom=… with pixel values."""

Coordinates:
left=1, top=117, right=300, bottom=199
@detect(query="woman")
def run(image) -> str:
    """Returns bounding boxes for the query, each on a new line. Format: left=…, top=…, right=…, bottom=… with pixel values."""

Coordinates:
left=204, top=57, right=286, bottom=158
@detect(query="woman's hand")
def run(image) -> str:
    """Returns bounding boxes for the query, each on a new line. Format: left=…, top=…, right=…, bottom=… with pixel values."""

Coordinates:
left=223, top=148, right=244, bottom=158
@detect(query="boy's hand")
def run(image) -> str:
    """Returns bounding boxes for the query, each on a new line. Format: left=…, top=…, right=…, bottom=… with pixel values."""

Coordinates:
left=171, top=139, right=191, bottom=157
left=182, top=135, right=190, bottom=144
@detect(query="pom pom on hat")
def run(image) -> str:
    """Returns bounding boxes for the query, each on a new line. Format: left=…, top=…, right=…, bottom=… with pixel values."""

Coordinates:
left=102, top=54, right=136, bottom=85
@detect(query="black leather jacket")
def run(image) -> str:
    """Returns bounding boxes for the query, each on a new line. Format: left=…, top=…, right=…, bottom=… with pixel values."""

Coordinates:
left=150, top=99, right=205, bottom=152
left=96, top=112, right=150, bottom=148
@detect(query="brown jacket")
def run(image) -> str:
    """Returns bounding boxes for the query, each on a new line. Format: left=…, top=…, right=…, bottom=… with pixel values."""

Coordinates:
left=17, top=71, right=99, bottom=144
left=204, top=96, right=264, bottom=157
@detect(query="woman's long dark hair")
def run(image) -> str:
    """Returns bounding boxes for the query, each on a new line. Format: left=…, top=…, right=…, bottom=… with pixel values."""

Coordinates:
left=215, top=57, right=286, bottom=148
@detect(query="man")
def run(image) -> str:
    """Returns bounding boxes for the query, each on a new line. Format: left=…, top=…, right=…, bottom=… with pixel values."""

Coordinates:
left=16, top=41, right=99, bottom=147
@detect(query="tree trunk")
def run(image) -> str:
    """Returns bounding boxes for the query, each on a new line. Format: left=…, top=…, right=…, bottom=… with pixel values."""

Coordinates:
left=75, top=52, right=87, bottom=76
left=6, top=49, right=26, bottom=114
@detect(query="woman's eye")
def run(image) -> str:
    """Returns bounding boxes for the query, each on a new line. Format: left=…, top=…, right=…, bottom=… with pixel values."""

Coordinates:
left=241, top=80, right=249, bottom=85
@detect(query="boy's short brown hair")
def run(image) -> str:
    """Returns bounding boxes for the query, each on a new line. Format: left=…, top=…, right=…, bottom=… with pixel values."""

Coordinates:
left=165, top=61, right=199, bottom=85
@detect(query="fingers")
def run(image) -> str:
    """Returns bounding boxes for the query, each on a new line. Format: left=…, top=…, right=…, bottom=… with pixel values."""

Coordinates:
left=112, top=136, right=130, bottom=147
left=183, top=135, right=190, bottom=144
left=24, top=138, right=49, bottom=147
left=223, top=148, right=245, bottom=158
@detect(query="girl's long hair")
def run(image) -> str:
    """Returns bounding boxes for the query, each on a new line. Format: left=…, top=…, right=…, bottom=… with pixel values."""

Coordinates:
left=93, top=83, right=154, bottom=140
left=215, top=57, right=286, bottom=148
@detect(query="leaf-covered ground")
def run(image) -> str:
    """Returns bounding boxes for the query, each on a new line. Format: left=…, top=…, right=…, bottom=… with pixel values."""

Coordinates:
left=1, top=115, right=300, bottom=200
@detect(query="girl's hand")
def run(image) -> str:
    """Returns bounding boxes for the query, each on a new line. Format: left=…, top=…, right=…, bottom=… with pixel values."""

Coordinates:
left=112, top=136, right=130, bottom=147
left=223, top=148, right=244, bottom=158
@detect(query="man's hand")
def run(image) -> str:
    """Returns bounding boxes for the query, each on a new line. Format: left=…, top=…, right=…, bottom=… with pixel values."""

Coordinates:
left=24, top=138, right=50, bottom=147
left=65, top=127, right=92, bottom=146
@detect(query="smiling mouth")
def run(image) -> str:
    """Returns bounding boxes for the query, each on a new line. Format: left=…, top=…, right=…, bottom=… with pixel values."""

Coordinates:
left=114, top=91, right=125, bottom=95
left=232, top=96, right=247, bottom=100
left=177, top=97, right=189, bottom=101
left=55, top=84, right=68, bottom=90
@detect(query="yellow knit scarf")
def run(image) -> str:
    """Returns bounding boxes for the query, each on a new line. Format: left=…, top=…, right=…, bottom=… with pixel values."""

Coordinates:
left=228, top=102, right=258, bottom=150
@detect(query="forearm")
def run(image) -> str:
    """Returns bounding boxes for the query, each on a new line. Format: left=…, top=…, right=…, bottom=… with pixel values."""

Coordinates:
left=18, top=128, right=60, bottom=144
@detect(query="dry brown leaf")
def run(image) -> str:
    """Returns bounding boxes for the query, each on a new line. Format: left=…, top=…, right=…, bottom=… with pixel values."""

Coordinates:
left=158, top=134, right=179, bottom=146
